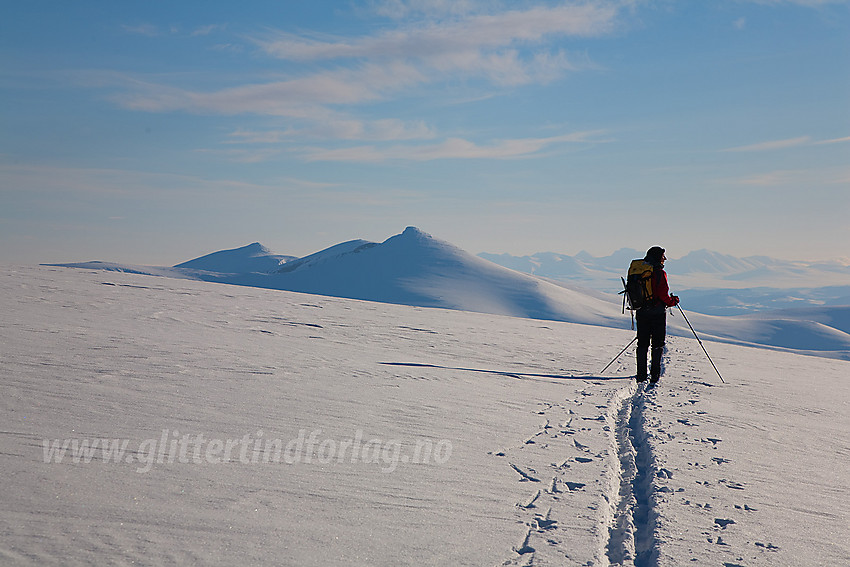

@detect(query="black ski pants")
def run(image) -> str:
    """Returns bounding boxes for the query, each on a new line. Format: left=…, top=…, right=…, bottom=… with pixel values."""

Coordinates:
left=636, top=307, right=666, bottom=380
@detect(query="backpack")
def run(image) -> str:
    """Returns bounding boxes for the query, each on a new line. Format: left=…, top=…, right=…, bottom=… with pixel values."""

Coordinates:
left=620, top=259, right=655, bottom=312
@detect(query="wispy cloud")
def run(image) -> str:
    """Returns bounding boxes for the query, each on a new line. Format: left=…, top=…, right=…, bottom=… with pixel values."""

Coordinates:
left=0, top=163, right=328, bottom=198
left=720, top=165, right=850, bottom=187
left=367, top=0, right=483, bottom=19
left=723, top=136, right=812, bottom=152
left=110, top=62, right=427, bottom=116
left=226, top=118, right=436, bottom=144
left=122, top=24, right=161, bottom=37
left=813, top=135, right=850, bottom=145
left=298, top=130, right=608, bottom=163
left=254, top=3, right=614, bottom=85
left=191, top=24, right=226, bottom=37
left=740, top=0, right=849, bottom=5
left=122, top=23, right=226, bottom=39
left=109, top=3, right=618, bottom=116
left=100, top=4, right=622, bottom=161
left=258, top=4, right=616, bottom=61
left=734, top=169, right=805, bottom=186
left=723, top=134, right=850, bottom=152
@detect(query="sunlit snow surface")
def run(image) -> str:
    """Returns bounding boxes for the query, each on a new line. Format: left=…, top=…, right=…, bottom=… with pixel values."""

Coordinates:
left=2, top=265, right=848, bottom=565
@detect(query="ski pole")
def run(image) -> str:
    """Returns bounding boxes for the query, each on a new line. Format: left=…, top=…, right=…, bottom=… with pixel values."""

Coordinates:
left=600, top=336, right=638, bottom=374
left=677, top=304, right=726, bottom=384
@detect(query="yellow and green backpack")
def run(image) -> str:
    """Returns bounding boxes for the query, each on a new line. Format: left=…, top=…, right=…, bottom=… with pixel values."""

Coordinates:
left=621, top=259, right=655, bottom=311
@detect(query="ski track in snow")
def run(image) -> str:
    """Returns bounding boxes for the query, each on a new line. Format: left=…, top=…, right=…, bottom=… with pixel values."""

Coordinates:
left=598, top=343, right=773, bottom=567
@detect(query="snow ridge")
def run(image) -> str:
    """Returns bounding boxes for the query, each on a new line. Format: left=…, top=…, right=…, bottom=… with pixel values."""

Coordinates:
left=605, top=384, right=660, bottom=566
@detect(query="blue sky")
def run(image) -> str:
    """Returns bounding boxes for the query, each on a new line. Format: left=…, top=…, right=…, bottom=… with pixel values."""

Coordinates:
left=2, top=0, right=848, bottom=264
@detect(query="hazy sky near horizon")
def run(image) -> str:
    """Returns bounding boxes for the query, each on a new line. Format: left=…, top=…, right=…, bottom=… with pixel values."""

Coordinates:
left=2, top=0, right=849, bottom=265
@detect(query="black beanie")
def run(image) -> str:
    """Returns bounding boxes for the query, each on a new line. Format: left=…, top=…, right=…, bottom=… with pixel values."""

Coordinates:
left=646, top=246, right=665, bottom=264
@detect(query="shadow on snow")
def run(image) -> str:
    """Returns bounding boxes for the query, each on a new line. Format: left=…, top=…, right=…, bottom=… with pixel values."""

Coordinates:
left=378, top=362, right=626, bottom=382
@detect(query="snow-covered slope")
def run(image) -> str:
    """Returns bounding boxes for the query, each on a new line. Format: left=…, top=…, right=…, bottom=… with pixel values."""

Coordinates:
left=175, top=242, right=295, bottom=274
left=2, top=265, right=848, bottom=566
left=670, top=308, right=850, bottom=360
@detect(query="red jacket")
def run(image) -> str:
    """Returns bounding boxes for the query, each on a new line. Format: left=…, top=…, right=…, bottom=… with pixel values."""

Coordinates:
left=653, top=268, right=678, bottom=307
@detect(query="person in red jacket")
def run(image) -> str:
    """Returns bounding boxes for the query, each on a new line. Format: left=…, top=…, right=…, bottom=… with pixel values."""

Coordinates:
left=636, top=246, right=679, bottom=384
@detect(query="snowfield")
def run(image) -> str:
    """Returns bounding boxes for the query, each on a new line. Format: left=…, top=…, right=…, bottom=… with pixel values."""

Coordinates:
left=2, top=264, right=848, bottom=566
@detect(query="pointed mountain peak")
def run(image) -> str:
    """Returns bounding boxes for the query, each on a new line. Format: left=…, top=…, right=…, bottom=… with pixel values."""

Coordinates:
left=244, top=242, right=269, bottom=252
left=175, top=242, right=294, bottom=273
left=399, top=226, right=432, bottom=240
left=381, top=226, right=443, bottom=249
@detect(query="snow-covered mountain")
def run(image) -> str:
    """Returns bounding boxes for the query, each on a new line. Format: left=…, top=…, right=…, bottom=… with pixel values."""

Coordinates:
left=235, top=227, right=625, bottom=328
left=174, top=242, right=295, bottom=274
left=43, top=242, right=298, bottom=283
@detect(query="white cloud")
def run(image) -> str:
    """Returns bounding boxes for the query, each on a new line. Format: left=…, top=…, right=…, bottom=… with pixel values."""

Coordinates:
left=721, top=165, right=850, bottom=187
left=813, top=135, right=850, bottom=145
left=741, top=0, right=849, bottom=5
left=111, top=62, right=427, bottom=116
left=102, top=4, right=621, bottom=156
left=723, top=135, right=850, bottom=152
left=192, top=24, right=226, bottom=37
left=734, top=169, right=805, bottom=186
left=226, top=118, right=436, bottom=143
left=0, top=163, right=328, bottom=198
left=722, top=136, right=812, bottom=152
left=256, top=4, right=616, bottom=65
left=368, top=0, right=483, bottom=19
left=122, top=24, right=161, bottom=37
left=299, top=130, right=608, bottom=162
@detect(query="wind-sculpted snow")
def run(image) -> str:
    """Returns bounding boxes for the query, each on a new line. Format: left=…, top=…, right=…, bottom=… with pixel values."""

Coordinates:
left=1, top=265, right=849, bottom=565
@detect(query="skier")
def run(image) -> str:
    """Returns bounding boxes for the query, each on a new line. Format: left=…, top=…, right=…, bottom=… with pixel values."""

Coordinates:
left=635, top=246, right=679, bottom=384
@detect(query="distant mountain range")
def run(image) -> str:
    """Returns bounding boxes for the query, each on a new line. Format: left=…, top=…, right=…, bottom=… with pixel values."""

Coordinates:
left=479, top=248, right=850, bottom=291
left=51, top=228, right=626, bottom=328
left=47, top=227, right=850, bottom=359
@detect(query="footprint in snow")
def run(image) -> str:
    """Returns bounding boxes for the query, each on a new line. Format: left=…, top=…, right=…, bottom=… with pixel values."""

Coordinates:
left=533, top=508, right=557, bottom=530
left=510, top=463, right=540, bottom=482
left=512, top=528, right=535, bottom=555
left=517, top=490, right=540, bottom=509
left=755, top=542, right=780, bottom=551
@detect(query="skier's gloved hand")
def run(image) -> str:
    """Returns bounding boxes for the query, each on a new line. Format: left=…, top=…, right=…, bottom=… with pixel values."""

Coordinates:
left=671, top=295, right=680, bottom=306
